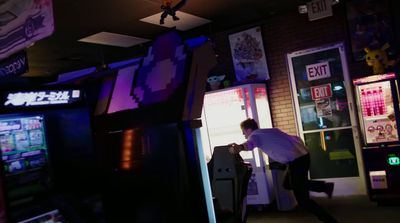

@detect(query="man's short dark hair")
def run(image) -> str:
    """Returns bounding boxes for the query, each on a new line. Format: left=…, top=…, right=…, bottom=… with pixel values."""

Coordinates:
left=240, top=118, right=259, bottom=130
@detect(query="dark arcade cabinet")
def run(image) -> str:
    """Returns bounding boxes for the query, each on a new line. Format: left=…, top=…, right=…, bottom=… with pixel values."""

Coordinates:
left=92, top=31, right=217, bottom=222
left=0, top=87, right=100, bottom=222
left=207, top=146, right=252, bottom=223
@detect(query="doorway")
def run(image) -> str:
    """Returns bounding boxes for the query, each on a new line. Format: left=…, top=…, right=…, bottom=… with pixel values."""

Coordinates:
left=287, top=43, right=366, bottom=195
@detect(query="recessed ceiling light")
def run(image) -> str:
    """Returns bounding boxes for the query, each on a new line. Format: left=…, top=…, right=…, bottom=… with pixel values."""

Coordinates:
left=78, top=32, right=150, bottom=47
left=140, top=11, right=211, bottom=31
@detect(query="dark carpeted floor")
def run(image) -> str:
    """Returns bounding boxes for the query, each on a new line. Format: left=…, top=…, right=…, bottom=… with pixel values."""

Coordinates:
left=246, top=195, right=400, bottom=223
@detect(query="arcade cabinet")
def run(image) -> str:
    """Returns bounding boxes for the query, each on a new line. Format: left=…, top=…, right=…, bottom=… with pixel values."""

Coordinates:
left=353, top=73, right=400, bottom=204
left=0, top=87, right=100, bottom=222
left=93, top=32, right=217, bottom=222
left=207, top=146, right=252, bottom=223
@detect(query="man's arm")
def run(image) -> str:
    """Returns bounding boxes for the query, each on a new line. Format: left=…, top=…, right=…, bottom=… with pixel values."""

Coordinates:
left=228, top=142, right=248, bottom=154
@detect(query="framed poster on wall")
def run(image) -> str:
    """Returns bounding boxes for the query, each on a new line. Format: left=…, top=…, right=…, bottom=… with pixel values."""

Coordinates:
left=228, top=27, right=269, bottom=82
left=0, top=0, right=54, bottom=60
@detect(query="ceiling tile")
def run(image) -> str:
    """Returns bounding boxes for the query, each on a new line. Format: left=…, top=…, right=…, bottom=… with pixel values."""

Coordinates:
left=78, top=32, right=150, bottom=47
left=140, top=11, right=211, bottom=31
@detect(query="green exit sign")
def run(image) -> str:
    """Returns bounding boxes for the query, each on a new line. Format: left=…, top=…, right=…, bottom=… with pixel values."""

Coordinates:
left=387, top=154, right=400, bottom=166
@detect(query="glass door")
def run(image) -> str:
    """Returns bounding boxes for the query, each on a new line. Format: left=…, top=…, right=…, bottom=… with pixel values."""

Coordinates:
left=287, top=43, right=366, bottom=195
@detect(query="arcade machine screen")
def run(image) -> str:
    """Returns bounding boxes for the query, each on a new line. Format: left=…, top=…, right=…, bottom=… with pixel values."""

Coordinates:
left=0, top=115, right=49, bottom=203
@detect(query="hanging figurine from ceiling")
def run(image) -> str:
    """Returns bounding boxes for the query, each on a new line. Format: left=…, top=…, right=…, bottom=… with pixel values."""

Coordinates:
left=160, top=0, right=187, bottom=25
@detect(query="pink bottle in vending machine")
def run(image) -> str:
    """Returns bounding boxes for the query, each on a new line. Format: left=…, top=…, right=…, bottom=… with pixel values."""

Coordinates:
left=366, top=90, right=372, bottom=117
left=372, top=89, right=378, bottom=116
left=378, top=86, right=385, bottom=115
left=361, top=89, right=368, bottom=117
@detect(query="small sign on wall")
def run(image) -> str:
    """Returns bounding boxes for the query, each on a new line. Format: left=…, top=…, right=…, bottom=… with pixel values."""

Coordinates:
left=315, top=98, right=332, bottom=117
left=0, top=50, right=28, bottom=78
left=306, top=61, right=331, bottom=81
left=307, top=0, right=333, bottom=21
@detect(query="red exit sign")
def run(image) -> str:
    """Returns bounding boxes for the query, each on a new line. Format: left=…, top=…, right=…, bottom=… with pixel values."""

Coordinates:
left=311, top=84, right=332, bottom=100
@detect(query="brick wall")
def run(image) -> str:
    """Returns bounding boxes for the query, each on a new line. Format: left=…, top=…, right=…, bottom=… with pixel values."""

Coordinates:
left=211, top=3, right=371, bottom=135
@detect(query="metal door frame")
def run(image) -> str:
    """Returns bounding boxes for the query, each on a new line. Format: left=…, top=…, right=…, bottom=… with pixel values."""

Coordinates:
left=286, top=42, right=366, bottom=195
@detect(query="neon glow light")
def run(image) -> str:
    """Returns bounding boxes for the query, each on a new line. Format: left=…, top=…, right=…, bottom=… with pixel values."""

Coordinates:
left=4, top=90, right=81, bottom=107
left=387, top=154, right=400, bottom=166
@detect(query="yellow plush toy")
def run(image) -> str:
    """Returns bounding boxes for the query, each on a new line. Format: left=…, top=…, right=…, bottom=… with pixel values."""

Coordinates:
left=364, top=43, right=396, bottom=74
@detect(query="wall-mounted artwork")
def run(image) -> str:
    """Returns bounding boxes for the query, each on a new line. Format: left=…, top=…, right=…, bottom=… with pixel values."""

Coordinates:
left=228, top=27, right=269, bottom=82
left=0, top=0, right=54, bottom=60
left=346, top=0, right=395, bottom=62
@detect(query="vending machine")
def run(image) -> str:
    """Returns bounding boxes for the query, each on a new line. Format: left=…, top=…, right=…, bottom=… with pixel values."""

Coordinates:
left=353, top=73, right=400, bottom=204
left=198, top=83, right=274, bottom=206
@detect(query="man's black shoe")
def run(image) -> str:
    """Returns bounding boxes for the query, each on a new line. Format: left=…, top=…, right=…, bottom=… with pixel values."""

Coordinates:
left=325, top=182, right=334, bottom=199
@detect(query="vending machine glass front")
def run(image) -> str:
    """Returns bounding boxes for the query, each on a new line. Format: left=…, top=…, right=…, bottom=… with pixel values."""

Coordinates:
left=356, top=80, right=398, bottom=144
